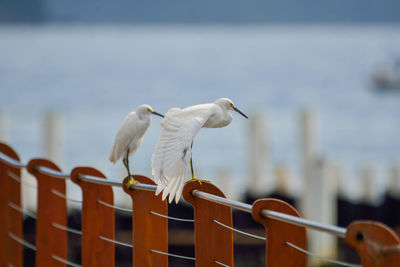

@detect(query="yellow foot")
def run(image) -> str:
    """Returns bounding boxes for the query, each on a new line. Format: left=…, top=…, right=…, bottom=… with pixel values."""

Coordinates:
left=186, top=177, right=210, bottom=185
left=125, top=176, right=140, bottom=189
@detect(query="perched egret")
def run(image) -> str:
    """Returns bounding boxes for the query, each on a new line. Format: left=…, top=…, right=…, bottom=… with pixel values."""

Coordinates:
left=151, top=98, right=248, bottom=203
left=109, top=104, right=164, bottom=188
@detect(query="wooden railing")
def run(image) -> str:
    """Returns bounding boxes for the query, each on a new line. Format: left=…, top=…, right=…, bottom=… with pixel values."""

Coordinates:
left=0, top=142, right=399, bottom=267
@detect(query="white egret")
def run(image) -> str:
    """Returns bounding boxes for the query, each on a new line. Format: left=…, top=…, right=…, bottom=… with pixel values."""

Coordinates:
left=151, top=98, right=248, bottom=203
left=109, top=104, right=164, bottom=187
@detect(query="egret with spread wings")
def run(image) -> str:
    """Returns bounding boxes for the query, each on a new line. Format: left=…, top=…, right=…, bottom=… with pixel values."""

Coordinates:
left=151, top=98, right=247, bottom=203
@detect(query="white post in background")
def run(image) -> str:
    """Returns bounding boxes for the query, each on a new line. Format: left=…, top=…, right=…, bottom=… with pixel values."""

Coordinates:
left=43, top=111, right=63, bottom=164
left=388, top=164, right=400, bottom=198
left=0, top=112, right=7, bottom=141
left=299, top=110, right=338, bottom=262
left=247, top=111, right=272, bottom=196
left=215, top=169, right=237, bottom=200
left=360, top=164, right=380, bottom=203
left=299, top=109, right=318, bottom=218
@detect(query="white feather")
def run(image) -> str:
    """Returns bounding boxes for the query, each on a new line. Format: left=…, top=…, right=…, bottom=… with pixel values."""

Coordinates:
left=152, top=106, right=212, bottom=203
left=151, top=98, right=245, bottom=203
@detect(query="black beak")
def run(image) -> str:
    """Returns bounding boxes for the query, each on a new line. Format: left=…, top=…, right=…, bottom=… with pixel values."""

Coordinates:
left=152, top=111, right=164, bottom=118
left=233, top=106, right=248, bottom=119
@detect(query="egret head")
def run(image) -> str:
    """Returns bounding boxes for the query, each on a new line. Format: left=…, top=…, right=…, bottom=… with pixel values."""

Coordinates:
left=215, top=98, right=248, bottom=119
left=137, top=104, right=164, bottom=118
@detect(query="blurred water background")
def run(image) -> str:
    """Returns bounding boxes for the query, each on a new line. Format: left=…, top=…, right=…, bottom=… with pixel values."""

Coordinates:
left=1, top=24, right=400, bottom=198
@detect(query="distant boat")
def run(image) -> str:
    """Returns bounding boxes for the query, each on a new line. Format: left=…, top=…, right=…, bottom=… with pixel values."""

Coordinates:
left=372, top=61, right=400, bottom=90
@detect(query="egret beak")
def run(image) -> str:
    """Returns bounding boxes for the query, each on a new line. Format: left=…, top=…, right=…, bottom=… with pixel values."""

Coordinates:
left=232, top=105, right=248, bottom=119
left=151, top=110, right=164, bottom=118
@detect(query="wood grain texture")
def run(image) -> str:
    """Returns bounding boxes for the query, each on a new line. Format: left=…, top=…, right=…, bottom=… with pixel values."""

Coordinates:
left=71, top=167, right=115, bottom=267
left=0, top=143, right=23, bottom=267
left=346, top=220, right=400, bottom=267
left=182, top=181, right=233, bottom=267
left=252, top=198, right=307, bottom=267
left=27, top=158, right=68, bottom=267
left=122, top=175, right=168, bottom=267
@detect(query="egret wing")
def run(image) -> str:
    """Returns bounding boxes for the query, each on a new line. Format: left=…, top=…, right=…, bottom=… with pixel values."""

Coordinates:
left=151, top=106, right=212, bottom=203
left=109, top=112, right=138, bottom=163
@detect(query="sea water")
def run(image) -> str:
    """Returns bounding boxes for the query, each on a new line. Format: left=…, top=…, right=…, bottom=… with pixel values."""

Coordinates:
left=1, top=24, right=400, bottom=203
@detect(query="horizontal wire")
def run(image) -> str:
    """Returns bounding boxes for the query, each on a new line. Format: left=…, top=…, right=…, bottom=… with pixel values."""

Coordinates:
left=52, top=222, right=82, bottom=235
left=51, top=189, right=82, bottom=204
left=150, top=249, right=196, bottom=261
left=212, top=219, right=266, bottom=241
left=8, top=202, right=37, bottom=219
left=150, top=211, right=194, bottom=222
left=97, top=200, right=132, bottom=213
left=6, top=171, right=21, bottom=182
left=98, top=235, right=133, bottom=248
left=8, top=232, right=36, bottom=251
left=285, top=242, right=361, bottom=267
left=51, top=254, right=82, bottom=267
left=214, top=260, right=231, bottom=267
left=7, top=171, right=37, bottom=189
left=381, top=244, right=400, bottom=253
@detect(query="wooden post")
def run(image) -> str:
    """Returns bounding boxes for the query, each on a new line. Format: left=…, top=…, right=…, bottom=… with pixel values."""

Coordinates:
left=182, top=181, right=233, bottom=267
left=70, top=167, right=115, bottom=267
left=0, top=143, right=23, bottom=267
left=26, top=158, right=67, bottom=266
left=346, top=220, right=400, bottom=267
left=122, top=175, right=168, bottom=267
left=252, top=198, right=307, bottom=267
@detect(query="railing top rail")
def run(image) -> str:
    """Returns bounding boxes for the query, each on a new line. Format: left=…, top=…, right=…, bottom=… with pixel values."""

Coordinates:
left=36, top=166, right=69, bottom=179
left=0, top=151, right=347, bottom=238
left=0, top=152, right=26, bottom=168
left=192, top=189, right=347, bottom=238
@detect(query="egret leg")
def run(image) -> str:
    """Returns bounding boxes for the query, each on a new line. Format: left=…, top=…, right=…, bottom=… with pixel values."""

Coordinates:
left=123, top=150, right=139, bottom=189
left=186, top=142, right=210, bottom=185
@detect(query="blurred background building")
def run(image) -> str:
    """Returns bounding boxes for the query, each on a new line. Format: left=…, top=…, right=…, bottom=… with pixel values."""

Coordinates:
left=1, top=0, right=400, bottom=266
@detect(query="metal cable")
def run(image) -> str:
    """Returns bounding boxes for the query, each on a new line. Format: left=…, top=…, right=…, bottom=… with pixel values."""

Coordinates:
left=8, top=232, right=36, bottom=251
left=98, top=235, right=133, bottom=248
left=192, top=189, right=347, bottom=238
left=214, top=260, right=231, bottom=267
left=381, top=244, right=400, bottom=253
left=8, top=202, right=37, bottom=219
left=52, top=222, right=82, bottom=235
left=7, top=171, right=37, bottom=189
left=285, top=242, right=361, bottom=267
left=36, top=166, right=69, bottom=179
left=6, top=171, right=21, bottom=182
left=212, top=219, right=266, bottom=241
left=97, top=200, right=132, bottom=213
left=51, top=254, right=82, bottom=267
left=150, top=211, right=194, bottom=222
left=51, top=189, right=82, bottom=204
left=150, top=249, right=196, bottom=261
left=0, top=152, right=26, bottom=168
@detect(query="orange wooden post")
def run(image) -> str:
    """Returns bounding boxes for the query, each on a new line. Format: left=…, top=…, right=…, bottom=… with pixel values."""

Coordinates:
left=26, top=158, right=68, bottom=266
left=345, top=220, right=400, bottom=267
left=70, top=167, right=115, bottom=267
left=122, top=175, right=168, bottom=267
left=182, top=181, right=233, bottom=267
left=251, top=198, right=307, bottom=267
left=0, top=143, right=23, bottom=267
